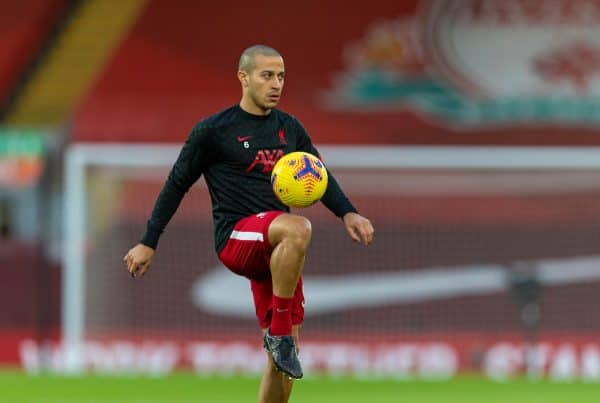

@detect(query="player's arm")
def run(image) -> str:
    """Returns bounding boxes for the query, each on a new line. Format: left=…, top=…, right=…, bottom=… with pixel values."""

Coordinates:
left=124, top=124, right=214, bottom=277
left=293, top=118, right=374, bottom=246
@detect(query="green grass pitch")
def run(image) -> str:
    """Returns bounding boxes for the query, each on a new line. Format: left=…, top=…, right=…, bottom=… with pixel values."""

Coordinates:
left=1, top=370, right=599, bottom=403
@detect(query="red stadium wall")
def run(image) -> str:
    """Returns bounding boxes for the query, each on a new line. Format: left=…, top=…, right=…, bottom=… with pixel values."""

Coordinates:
left=73, top=0, right=600, bottom=145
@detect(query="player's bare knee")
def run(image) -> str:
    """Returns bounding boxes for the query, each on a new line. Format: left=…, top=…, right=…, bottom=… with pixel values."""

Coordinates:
left=269, top=214, right=312, bottom=250
left=285, top=216, right=311, bottom=251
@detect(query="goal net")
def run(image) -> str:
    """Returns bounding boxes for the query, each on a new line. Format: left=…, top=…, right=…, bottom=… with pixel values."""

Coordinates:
left=59, top=144, right=600, bottom=380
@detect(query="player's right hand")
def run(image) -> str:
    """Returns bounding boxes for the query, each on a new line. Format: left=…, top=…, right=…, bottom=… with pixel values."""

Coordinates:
left=123, top=244, right=155, bottom=279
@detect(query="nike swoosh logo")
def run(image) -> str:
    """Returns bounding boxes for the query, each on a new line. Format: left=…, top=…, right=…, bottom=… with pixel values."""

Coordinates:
left=276, top=308, right=288, bottom=313
left=237, top=136, right=252, bottom=142
left=190, top=256, right=600, bottom=318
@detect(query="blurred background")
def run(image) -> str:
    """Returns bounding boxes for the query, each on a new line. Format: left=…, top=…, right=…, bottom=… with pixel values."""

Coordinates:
left=3, top=0, right=600, bottom=401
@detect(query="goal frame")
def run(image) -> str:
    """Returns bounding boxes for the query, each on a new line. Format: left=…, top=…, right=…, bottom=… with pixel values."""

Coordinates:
left=62, top=143, right=600, bottom=372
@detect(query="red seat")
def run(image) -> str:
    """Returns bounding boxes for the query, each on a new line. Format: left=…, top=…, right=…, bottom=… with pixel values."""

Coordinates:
left=0, top=0, right=67, bottom=109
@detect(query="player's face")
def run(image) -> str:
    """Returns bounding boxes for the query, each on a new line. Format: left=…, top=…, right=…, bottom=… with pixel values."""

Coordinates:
left=248, top=55, right=285, bottom=111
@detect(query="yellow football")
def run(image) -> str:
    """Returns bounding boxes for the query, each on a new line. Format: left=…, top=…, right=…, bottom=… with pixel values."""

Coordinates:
left=271, top=151, right=329, bottom=208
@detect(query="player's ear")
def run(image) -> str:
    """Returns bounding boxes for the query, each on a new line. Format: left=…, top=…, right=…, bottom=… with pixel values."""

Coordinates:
left=238, top=70, right=249, bottom=88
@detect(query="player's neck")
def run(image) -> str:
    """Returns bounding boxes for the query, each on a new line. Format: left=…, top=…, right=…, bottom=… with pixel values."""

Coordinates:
left=239, top=98, right=272, bottom=116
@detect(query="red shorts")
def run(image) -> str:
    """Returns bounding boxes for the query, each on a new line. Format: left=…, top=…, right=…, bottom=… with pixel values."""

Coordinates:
left=218, top=211, right=305, bottom=329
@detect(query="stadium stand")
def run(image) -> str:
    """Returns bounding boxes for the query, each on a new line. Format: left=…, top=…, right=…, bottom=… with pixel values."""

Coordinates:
left=0, top=0, right=69, bottom=367
left=71, top=0, right=406, bottom=144
left=0, top=0, right=67, bottom=113
left=6, top=0, right=146, bottom=126
left=70, top=0, right=600, bottom=146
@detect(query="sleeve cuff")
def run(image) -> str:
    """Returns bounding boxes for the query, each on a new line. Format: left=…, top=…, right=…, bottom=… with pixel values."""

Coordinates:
left=140, top=227, right=162, bottom=250
left=333, top=202, right=358, bottom=218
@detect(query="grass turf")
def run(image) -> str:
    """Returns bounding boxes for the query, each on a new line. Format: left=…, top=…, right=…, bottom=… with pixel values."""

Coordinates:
left=1, top=371, right=598, bottom=403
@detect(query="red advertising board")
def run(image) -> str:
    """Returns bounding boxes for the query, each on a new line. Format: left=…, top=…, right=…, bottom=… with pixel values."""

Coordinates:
left=9, top=331, right=600, bottom=380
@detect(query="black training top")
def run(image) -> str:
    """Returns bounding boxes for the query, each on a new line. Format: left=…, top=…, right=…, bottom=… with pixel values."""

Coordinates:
left=141, top=104, right=357, bottom=253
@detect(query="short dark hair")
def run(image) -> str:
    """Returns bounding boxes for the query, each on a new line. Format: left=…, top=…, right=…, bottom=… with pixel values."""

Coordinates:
left=238, top=45, right=282, bottom=72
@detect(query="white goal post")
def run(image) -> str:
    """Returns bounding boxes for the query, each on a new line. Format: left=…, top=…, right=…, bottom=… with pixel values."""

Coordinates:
left=62, top=143, right=600, bottom=374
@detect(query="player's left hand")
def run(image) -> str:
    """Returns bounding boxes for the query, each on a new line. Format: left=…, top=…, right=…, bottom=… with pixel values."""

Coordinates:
left=343, top=212, right=374, bottom=246
left=123, top=243, right=155, bottom=278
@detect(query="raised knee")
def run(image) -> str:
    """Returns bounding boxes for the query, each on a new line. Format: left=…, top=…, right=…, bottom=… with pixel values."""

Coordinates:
left=270, top=214, right=312, bottom=250
left=291, top=216, right=312, bottom=244
left=283, top=216, right=312, bottom=249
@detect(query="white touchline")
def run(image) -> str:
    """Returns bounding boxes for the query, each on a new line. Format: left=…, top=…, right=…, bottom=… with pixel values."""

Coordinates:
left=190, top=255, right=600, bottom=318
